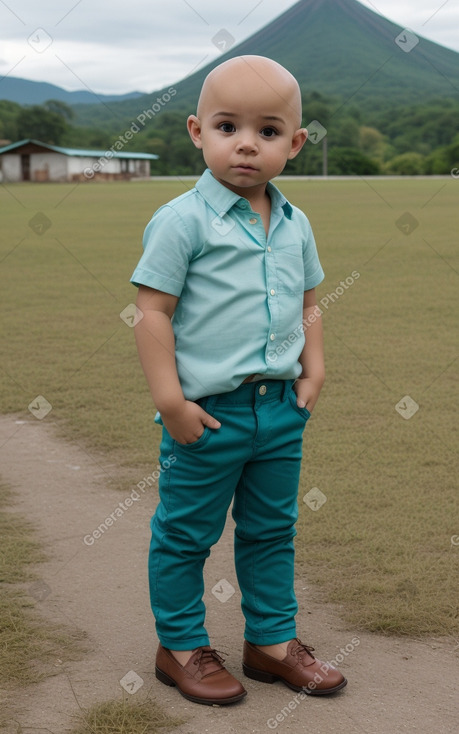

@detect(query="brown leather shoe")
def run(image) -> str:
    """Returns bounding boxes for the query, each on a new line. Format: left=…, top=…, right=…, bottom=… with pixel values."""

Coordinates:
left=243, top=639, right=347, bottom=695
left=155, top=644, right=247, bottom=705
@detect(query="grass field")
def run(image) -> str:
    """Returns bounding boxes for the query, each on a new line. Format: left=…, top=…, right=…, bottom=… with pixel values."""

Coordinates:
left=1, top=177, right=458, bottom=638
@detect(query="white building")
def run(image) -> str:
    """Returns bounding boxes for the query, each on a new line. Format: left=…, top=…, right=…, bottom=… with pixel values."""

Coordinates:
left=0, top=139, right=158, bottom=182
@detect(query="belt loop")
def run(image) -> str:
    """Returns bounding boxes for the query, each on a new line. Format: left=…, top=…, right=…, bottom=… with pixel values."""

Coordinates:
left=281, top=379, right=292, bottom=401
left=205, top=394, right=218, bottom=414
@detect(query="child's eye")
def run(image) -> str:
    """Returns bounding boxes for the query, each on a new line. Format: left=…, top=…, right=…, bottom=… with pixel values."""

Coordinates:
left=219, top=122, right=236, bottom=133
left=260, top=127, right=278, bottom=138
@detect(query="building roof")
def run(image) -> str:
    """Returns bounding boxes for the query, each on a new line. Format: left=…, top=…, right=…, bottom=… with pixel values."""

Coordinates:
left=0, top=138, right=158, bottom=159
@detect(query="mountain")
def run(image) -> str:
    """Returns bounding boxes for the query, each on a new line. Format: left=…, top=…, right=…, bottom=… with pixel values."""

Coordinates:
left=71, top=0, right=459, bottom=128
left=3, top=0, right=458, bottom=129
left=0, top=76, right=144, bottom=106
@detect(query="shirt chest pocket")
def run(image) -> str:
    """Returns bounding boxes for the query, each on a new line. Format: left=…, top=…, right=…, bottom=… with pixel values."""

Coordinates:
left=271, top=244, right=305, bottom=294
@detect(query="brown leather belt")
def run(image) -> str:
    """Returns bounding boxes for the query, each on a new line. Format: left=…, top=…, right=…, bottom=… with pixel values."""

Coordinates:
left=242, top=373, right=262, bottom=384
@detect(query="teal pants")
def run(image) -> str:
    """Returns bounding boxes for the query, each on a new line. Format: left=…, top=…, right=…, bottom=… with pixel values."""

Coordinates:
left=148, top=379, right=311, bottom=650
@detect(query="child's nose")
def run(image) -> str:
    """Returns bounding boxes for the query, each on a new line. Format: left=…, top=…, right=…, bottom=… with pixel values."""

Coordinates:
left=235, top=133, right=258, bottom=153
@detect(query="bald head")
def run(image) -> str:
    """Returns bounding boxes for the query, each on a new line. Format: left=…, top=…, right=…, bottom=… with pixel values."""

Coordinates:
left=196, top=55, right=302, bottom=129
left=187, top=55, right=308, bottom=188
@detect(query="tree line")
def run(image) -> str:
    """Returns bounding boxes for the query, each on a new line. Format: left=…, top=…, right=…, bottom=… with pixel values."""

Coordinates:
left=1, top=92, right=458, bottom=176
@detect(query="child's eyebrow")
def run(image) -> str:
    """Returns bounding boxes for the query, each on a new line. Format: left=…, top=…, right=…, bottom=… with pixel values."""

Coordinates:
left=212, top=111, right=237, bottom=118
left=211, top=112, right=286, bottom=123
left=261, top=116, right=286, bottom=123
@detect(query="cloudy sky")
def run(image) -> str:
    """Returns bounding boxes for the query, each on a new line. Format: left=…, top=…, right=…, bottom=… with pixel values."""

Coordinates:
left=1, top=0, right=458, bottom=95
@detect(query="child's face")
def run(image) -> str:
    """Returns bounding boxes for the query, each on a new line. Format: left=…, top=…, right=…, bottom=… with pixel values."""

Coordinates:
left=187, top=57, right=307, bottom=197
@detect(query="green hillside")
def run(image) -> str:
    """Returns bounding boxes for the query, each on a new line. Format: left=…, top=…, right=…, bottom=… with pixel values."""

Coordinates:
left=2, top=0, right=458, bottom=175
left=0, top=76, right=143, bottom=106
left=72, top=0, right=459, bottom=129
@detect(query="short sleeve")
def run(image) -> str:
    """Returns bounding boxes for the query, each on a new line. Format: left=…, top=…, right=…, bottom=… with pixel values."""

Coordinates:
left=130, top=205, right=194, bottom=296
left=301, top=214, right=325, bottom=291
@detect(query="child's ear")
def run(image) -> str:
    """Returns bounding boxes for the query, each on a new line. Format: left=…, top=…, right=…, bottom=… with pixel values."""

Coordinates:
left=287, top=128, right=308, bottom=160
left=187, top=115, right=203, bottom=149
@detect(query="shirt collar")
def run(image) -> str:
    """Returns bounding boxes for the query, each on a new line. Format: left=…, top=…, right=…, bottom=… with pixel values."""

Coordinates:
left=195, top=168, right=293, bottom=220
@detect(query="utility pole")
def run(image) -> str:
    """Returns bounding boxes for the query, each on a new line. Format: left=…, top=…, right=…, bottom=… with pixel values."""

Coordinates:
left=323, top=136, right=328, bottom=177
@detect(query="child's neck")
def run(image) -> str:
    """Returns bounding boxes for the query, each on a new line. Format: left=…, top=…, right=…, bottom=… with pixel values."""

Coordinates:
left=217, top=177, right=272, bottom=236
left=246, top=188, right=271, bottom=237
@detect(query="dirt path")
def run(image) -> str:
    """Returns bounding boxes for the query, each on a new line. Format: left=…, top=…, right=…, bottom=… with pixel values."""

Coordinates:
left=0, top=414, right=457, bottom=734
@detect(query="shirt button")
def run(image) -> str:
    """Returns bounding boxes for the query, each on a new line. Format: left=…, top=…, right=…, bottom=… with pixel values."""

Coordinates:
left=270, top=333, right=275, bottom=341
left=270, top=289, right=276, bottom=296
left=267, top=246, right=272, bottom=252
left=249, top=217, right=258, bottom=225
left=258, top=385, right=267, bottom=396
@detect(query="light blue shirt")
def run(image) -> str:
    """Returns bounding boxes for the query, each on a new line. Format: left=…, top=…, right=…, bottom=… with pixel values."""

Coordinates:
left=131, top=169, right=324, bottom=401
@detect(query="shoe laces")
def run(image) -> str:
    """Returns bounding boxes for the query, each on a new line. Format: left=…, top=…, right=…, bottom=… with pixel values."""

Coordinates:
left=291, top=639, right=316, bottom=661
left=193, top=647, right=226, bottom=672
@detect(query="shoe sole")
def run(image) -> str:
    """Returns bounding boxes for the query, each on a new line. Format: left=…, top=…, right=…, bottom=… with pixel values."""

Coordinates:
left=155, top=665, right=247, bottom=705
left=242, top=663, right=348, bottom=695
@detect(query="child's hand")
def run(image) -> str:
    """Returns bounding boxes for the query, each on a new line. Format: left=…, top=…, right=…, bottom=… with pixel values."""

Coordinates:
left=293, top=377, right=323, bottom=413
left=161, top=400, right=221, bottom=445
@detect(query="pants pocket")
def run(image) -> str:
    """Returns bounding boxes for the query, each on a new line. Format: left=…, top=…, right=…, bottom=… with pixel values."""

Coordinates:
left=173, top=425, right=211, bottom=450
left=288, top=387, right=311, bottom=421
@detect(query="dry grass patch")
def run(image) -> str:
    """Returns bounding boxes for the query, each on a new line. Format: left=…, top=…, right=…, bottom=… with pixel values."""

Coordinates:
left=0, top=481, right=87, bottom=691
left=0, top=591, right=86, bottom=688
left=69, top=696, right=184, bottom=734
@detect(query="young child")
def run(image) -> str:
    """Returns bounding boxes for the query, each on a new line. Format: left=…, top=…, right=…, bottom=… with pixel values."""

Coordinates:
left=131, top=55, right=347, bottom=706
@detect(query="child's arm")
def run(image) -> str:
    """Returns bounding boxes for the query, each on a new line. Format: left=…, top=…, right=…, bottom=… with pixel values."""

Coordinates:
left=294, top=288, right=325, bottom=412
left=134, top=285, right=221, bottom=444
